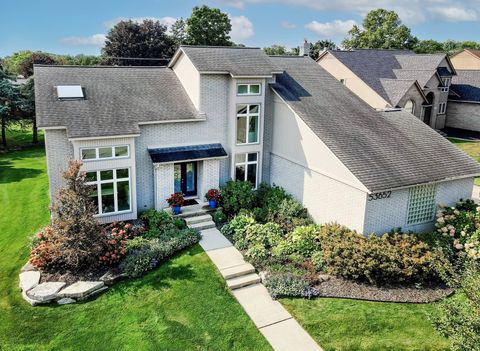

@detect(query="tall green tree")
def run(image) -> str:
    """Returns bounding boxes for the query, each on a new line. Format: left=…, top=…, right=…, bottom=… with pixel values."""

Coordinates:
left=1, top=51, right=33, bottom=76
left=19, top=78, right=37, bottom=144
left=263, top=45, right=288, bottom=55
left=186, top=6, right=232, bottom=46
left=413, top=40, right=444, bottom=54
left=0, top=72, right=22, bottom=148
left=19, top=52, right=56, bottom=78
left=309, top=39, right=337, bottom=60
left=171, top=18, right=187, bottom=48
left=102, top=19, right=176, bottom=65
left=342, top=9, right=418, bottom=50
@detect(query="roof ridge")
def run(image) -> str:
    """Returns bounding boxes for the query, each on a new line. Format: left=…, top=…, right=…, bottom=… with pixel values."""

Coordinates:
left=34, top=64, right=169, bottom=69
left=180, top=45, right=261, bottom=50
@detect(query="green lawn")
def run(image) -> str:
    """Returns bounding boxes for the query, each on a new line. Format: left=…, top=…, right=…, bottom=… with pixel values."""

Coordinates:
left=449, top=137, right=480, bottom=185
left=281, top=298, right=450, bottom=351
left=0, top=148, right=271, bottom=351
left=1, top=122, right=44, bottom=150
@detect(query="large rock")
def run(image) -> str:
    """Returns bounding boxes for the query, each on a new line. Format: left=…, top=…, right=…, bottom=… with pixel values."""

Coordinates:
left=58, top=281, right=104, bottom=299
left=99, top=270, right=127, bottom=285
left=77, top=286, right=108, bottom=301
left=20, top=262, right=36, bottom=272
left=57, top=297, right=76, bottom=305
left=19, top=271, right=40, bottom=292
left=27, top=282, right=66, bottom=303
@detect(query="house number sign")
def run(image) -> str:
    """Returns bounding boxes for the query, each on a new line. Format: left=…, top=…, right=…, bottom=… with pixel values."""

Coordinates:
left=368, top=191, right=392, bottom=201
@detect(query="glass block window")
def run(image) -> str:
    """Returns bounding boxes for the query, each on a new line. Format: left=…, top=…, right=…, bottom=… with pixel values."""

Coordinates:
left=407, top=184, right=437, bottom=225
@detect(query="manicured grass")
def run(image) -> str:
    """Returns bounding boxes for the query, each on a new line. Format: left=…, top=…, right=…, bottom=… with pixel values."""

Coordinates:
left=1, top=122, right=44, bottom=150
left=280, top=297, right=450, bottom=351
left=449, top=137, right=480, bottom=185
left=0, top=148, right=271, bottom=351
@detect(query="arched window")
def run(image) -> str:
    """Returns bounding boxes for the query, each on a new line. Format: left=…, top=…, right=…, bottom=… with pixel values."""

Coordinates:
left=404, top=100, right=415, bottom=114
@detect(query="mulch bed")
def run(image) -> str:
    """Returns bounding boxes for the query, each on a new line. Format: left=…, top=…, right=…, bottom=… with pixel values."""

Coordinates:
left=314, top=275, right=454, bottom=303
left=40, top=266, right=111, bottom=286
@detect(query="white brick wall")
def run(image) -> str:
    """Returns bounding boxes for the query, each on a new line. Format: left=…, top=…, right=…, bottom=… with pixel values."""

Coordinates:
left=269, top=153, right=368, bottom=232
left=153, top=163, right=174, bottom=210
left=44, top=129, right=74, bottom=201
left=198, top=159, right=221, bottom=202
left=364, top=177, right=474, bottom=234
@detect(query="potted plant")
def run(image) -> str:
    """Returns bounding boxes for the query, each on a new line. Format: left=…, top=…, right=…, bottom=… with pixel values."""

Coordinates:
left=205, top=188, right=221, bottom=209
left=167, top=192, right=184, bottom=215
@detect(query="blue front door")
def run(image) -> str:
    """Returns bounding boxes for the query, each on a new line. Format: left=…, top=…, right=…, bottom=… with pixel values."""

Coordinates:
left=174, top=162, right=197, bottom=196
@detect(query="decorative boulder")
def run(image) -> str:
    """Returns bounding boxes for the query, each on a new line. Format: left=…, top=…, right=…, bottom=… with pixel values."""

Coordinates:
left=19, top=271, right=40, bottom=292
left=27, top=282, right=66, bottom=303
left=57, top=298, right=76, bottom=305
left=58, top=281, right=105, bottom=299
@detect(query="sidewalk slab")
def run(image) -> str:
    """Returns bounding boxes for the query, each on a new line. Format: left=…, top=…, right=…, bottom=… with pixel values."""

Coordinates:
left=205, top=246, right=246, bottom=270
left=232, top=284, right=292, bottom=328
left=199, top=228, right=233, bottom=251
left=260, top=318, right=323, bottom=351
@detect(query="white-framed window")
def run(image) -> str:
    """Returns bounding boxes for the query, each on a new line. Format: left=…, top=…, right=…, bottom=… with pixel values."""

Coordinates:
left=404, top=100, right=415, bottom=114
left=407, top=184, right=437, bottom=225
left=442, top=77, right=451, bottom=87
left=235, top=152, right=258, bottom=187
left=85, top=168, right=131, bottom=215
left=236, top=104, right=260, bottom=145
left=237, top=84, right=261, bottom=96
left=81, top=145, right=129, bottom=161
left=439, top=87, right=449, bottom=92
left=438, top=102, right=447, bottom=114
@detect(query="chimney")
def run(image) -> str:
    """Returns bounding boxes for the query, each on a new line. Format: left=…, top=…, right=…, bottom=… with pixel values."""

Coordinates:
left=299, top=39, right=311, bottom=56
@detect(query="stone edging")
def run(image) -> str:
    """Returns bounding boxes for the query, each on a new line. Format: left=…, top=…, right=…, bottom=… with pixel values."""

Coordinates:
left=19, top=262, right=123, bottom=306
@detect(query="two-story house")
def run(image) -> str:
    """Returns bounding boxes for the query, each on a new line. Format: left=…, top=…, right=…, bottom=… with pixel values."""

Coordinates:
left=317, top=49, right=456, bottom=130
left=35, top=45, right=480, bottom=235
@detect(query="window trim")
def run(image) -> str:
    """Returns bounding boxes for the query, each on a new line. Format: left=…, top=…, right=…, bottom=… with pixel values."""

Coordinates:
left=236, top=83, right=262, bottom=96
left=236, top=104, right=261, bottom=145
left=234, top=152, right=259, bottom=188
left=85, top=167, right=132, bottom=217
left=404, top=99, right=415, bottom=114
left=438, top=102, right=447, bottom=115
left=80, top=145, right=130, bottom=161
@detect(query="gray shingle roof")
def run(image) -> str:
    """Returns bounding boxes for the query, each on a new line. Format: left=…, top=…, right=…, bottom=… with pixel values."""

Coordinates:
left=175, top=45, right=282, bottom=77
left=326, top=49, right=451, bottom=106
left=270, top=56, right=480, bottom=192
left=379, top=79, right=417, bottom=106
left=450, top=70, right=480, bottom=103
left=34, top=65, right=200, bottom=139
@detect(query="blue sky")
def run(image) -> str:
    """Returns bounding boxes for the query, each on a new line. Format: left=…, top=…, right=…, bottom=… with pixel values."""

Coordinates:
left=1, top=0, right=480, bottom=57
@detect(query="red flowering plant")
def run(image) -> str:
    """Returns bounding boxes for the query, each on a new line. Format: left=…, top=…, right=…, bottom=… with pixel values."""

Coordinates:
left=30, top=226, right=65, bottom=270
left=166, top=192, right=185, bottom=207
left=99, top=222, right=137, bottom=265
left=205, top=188, right=222, bottom=203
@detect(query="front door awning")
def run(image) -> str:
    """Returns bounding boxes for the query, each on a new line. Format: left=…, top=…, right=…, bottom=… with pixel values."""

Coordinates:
left=148, top=143, right=228, bottom=163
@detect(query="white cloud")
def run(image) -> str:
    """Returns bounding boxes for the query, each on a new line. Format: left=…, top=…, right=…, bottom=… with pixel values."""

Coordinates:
left=216, top=0, right=479, bottom=24
left=229, top=15, right=255, bottom=41
left=429, top=7, right=478, bottom=21
left=103, top=16, right=177, bottom=29
left=281, top=21, right=296, bottom=29
left=305, top=19, right=356, bottom=38
left=60, top=34, right=106, bottom=46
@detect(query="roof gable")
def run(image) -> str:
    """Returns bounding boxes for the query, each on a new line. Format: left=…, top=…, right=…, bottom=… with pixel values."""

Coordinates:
left=450, top=70, right=480, bottom=102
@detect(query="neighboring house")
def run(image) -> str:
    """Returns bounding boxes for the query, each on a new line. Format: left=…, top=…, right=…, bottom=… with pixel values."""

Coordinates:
left=35, top=46, right=480, bottom=235
left=446, top=70, right=480, bottom=132
left=451, top=49, right=480, bottom=70
left=317, top=49, right=456, bottom=129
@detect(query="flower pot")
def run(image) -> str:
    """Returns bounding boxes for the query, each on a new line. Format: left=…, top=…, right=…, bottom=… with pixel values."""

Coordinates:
left=208, top=199, right=217, bottom=209
left=172, top=205, right=181, bottom=215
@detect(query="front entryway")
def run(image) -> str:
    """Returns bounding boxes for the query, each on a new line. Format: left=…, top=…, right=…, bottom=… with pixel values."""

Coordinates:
left=174, top=162, right=197, bottom=196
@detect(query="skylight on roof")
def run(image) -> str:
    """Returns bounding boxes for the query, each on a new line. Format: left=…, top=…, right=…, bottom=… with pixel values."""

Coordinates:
left=56, top=85, right=84, bottom=99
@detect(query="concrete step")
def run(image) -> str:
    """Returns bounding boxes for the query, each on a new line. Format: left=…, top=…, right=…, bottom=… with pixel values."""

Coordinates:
left=189, top=220, right=216, bottom=231
left=185, top=214, right=213, bottom=225
left=227, top=273, right=261, bottom=290
left=220, top=263, right=256, bottom=280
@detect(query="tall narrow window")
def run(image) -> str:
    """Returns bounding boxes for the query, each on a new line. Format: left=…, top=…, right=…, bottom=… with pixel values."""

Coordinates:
left=85, top=168, right=131, bottom=215
left=236, top=104, right=260, bottom=144
left=235, top=152, right=258, bottom=187
left=404, top=100, right=415, bottom=115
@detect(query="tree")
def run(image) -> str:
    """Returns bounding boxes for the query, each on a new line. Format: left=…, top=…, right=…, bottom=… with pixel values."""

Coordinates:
left=186, top=5, right=232, bottom=46
left=0, top=71, right=22, bottom=148
left=342, top=9, right=418, bottom=50
left=432, top=260, right=480, bottom=351
left=102, top=19, right=176, bottom=66
left=19, top=52, right=56, bottom=78
left=171, top=18, right=187, bottom=48
left=263, top=45, right=288, bottom=55
left=19, top=78, right=37, bottom=144
left=2, top=51, right=33, bottom=76
left=414, top=40, right=444, bottom=54
left=30, top=160, right=105, bottom=271
left=309, top=39, right=337, bottom=60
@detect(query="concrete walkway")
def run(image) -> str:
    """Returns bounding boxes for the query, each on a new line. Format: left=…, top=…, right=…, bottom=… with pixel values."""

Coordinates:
left=190, top=215, right=322, bottom=351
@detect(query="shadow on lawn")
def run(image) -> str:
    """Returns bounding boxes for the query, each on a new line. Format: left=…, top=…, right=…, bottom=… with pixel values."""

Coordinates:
left=0, top=159, right=43, bottom=184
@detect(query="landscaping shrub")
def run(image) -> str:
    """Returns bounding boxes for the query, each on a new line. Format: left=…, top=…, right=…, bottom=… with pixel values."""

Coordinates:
left=140, top=209, right=186, bottom=239
left=272, top=225, right=321, bottom=261
left=273, top=198, right=312, bottom=232
left=99, top=222, right=137, bottom=265
left=121, top=229, right=201, bottom=278
left=254, top=183, right=291, bottom=222
left=264, top=272, right=320, bottom=299
left=220, top=180, right=255, bottom=216
left=319, top=223, right=446, bottom=285
left=212, top=208, right=227, bottom=224
left=221, top=211, right=256, bottom=247
left=30, top=160, right=105, bottom=272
